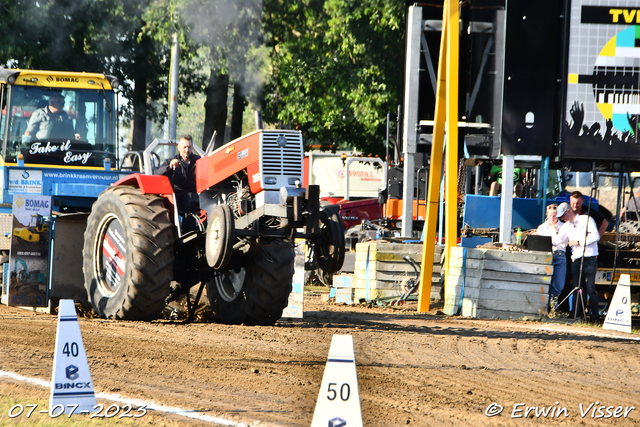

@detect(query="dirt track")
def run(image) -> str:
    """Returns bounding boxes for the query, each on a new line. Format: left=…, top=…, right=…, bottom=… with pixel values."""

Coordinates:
left=1, top=297, right=640, bottom=426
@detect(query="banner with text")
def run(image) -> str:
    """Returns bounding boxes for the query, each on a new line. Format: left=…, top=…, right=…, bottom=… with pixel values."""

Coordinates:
left=8, top=194, right=52, bottom=307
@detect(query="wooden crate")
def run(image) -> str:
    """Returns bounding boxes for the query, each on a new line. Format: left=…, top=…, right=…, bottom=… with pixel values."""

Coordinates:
left=352, top=241, right=443, bottom=301
left=444, top=247, right=551, bottom=319
left=332, top=274, right=355, bottom=304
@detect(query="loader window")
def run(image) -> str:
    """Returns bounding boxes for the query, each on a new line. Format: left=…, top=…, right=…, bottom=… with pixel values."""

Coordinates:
left=5, top=85, right=116, bottom=167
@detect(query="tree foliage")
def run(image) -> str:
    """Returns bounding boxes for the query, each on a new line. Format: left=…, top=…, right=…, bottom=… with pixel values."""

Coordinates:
left=179, top=0, right=265, bottom=147
left=141, top=0, right=208, bottom=119
left=0, top=0, right=115, bottom=71
left=262, top=0, right=405, bottom=155
left=0, top=0, right=205, bottom=150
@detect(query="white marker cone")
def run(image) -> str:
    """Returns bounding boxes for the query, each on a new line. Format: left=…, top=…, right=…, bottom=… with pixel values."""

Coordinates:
left=282, top=250, right=304, bottom=318
left=49, top=299, right=97, bottom=414
left=603, top=274, right=632, bottom=334
left=311, top=335, right=363, bottom=427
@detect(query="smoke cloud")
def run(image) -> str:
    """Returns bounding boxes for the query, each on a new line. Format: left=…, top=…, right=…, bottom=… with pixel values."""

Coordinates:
left=180, top=0, right=266, bottom=107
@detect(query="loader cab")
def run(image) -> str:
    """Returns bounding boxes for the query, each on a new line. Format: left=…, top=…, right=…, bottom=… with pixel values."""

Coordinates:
left=0, top=69, right=118, bottom=168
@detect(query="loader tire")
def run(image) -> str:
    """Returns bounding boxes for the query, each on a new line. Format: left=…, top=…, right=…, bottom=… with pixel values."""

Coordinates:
left=83, top=186, right=175, bottom=320
left=207, top=241, right=294, bottom=326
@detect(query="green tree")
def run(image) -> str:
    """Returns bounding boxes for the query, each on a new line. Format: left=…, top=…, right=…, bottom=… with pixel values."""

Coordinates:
left=0, top=0, right=113, bottom=71
left=0, top=0, right=153, bottom=151
left=0, top=0, right=204, bottom=151
left=103, top=0, right=174, bottom=151
left=141, top=0, right=208, bottom=124
left=262, top=0, right=405, bottom=156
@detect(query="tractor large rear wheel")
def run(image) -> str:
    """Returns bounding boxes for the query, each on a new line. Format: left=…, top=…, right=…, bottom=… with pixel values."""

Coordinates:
left=206, top=240, right=294, bottom=326
left=206, top=253, right=250, bottom=325
left=244, top=240, right=295, bottom=326
left=83, top=186, right=175, bottom=320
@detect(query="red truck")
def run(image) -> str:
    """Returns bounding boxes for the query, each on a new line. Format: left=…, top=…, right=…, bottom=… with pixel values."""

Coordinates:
left=303, top=152, right=386, bottom=231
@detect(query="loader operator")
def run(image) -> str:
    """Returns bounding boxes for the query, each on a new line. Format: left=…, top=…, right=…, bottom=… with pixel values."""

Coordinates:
left=155, top=135, right=200, bottom=215
left=23, top=92, right=80, bottom=141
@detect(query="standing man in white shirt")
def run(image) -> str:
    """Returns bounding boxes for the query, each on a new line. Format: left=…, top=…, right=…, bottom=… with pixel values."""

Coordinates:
left=556, top=202, right=601, bottom=323
left=530, top=204, right=567, bottom=309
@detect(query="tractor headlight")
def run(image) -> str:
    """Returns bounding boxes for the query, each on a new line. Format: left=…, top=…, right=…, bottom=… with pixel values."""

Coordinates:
left=279, top=186, right=306, bottom=205
left=264, top=177, right=277, bottom=185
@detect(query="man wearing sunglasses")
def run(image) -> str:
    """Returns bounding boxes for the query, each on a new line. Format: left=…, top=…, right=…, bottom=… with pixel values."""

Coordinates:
left=24, top=93, right=78, bottom=141
left=531, top=204, right=567, bottom=310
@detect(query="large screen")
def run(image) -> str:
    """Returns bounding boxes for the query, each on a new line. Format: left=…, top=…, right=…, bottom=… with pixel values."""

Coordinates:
left=563, top=0, right=640, bottom=160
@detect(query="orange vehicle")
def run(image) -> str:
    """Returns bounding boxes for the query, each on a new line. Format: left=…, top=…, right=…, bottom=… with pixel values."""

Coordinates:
left=82, top=130, right=345, bottom=325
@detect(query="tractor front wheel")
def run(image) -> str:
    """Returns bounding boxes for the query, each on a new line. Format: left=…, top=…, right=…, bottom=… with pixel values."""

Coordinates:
left=313, top=209, right=345, bottom=274
left=206, top=204, right=234, bottom=269
left=83, top=186, right=175, bottom=320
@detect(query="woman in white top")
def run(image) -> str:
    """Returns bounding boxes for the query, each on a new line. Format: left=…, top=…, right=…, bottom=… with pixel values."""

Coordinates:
left=531, top=204, right=567, bottom=308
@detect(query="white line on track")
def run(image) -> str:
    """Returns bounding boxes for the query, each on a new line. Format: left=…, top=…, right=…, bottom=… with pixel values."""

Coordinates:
left=0, top=370, right=246, bottom=426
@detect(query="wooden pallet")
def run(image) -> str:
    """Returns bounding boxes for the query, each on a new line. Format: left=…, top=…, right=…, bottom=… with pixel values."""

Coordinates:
left=444, top=247, right=552, bottom=319
left=347, top=241, right=444, bottom=301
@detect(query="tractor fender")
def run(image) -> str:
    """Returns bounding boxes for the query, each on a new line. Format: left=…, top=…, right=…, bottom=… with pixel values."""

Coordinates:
left=112, top=173, right=174, bottom=195
left=111, top=173, right=178, bottom=226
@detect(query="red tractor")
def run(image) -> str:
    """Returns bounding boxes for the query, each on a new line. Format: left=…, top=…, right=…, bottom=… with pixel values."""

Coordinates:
left=82, top=130, right=345, bottom=325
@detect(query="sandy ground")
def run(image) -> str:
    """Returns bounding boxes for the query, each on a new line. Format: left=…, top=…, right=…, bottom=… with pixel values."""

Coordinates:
left=0, top=296, right=639, bottom=426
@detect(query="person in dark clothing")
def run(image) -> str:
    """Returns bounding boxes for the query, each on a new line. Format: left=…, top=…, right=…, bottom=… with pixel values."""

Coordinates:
left=154, top=135, right=200, bottom=213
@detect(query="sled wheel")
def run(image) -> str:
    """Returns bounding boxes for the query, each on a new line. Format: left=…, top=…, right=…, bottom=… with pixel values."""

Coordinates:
left=83, top=186, right=175, bottom=320
left=206, top=204, right=235, bottom=269
left=313, top=209, right=345, bottom=274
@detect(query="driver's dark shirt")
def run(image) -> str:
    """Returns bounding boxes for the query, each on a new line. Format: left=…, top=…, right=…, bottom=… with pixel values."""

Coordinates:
left=154, top=153, right=200, bottom=212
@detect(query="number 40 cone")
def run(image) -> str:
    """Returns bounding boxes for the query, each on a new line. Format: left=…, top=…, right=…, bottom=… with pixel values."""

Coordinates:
left=50, top=299, right=97, bottom=415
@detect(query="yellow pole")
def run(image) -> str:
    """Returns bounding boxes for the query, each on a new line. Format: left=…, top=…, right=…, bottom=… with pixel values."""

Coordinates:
left=417, top=3, right=449, bottom=313
left=444, top=0, right=459, bottom=282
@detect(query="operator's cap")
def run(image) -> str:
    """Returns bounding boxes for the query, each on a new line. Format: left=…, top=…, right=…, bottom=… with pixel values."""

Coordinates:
left=556, top=202, right=570, bottom=218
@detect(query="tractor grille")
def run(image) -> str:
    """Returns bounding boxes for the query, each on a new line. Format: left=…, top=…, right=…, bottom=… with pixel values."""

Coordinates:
left=261, top=131, right=304, bottom=176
